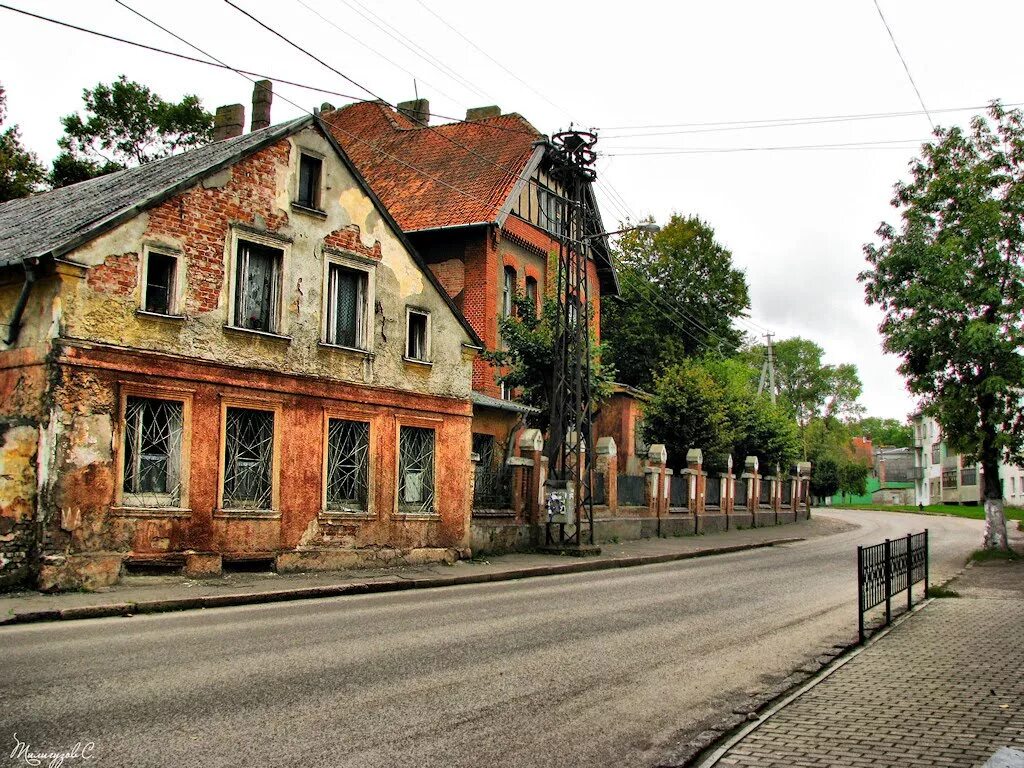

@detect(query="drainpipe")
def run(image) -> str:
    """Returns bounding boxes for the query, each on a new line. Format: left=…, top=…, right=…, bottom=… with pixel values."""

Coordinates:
left=5, top=259, right=38, bottom=346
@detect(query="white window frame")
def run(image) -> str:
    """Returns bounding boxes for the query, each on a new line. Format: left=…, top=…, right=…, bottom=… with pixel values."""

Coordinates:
left=140, top=244, right=184, bottom=317
left=321, top=250, right=376, bottom=352
left=405, top=307, right=432, bottom=363
left=226, top=228, right=290, bottom=337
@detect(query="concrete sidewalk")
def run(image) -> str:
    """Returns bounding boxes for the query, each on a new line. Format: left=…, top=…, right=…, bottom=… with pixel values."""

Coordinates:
left=0, top=515, right=842, bottom=626
left=710, top=544, right=1024, bottom=768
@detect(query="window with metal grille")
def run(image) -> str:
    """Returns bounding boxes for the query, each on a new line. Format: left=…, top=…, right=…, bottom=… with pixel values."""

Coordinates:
left=406, top=309, right=430, bottom=361
left=960, top=467, right=977, bottom=486
left=123, top=396, right=183, bottom=507
left=143, top=251, right=178, bottom=315
left=399, top=426, right=435, bottom=514
left=325, top=262, right=367, bottom=348
left=234, top=240, right=282, bottom=333
left=223, top=407, right=274, bottom=510
left=297, top=154, right=322, bottom=209
left=941, top=468, right=958, bottom=489
left=326, top=418, right=369, bottom=511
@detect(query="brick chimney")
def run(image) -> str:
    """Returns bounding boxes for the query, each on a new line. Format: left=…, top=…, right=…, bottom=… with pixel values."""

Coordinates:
left=466, top=105, right=501, bottom=121
left=251, top=80, right=272, bottom=131
left=397, top=98, right=429, bottom=125
left=214, top=104, right=245, bottom=141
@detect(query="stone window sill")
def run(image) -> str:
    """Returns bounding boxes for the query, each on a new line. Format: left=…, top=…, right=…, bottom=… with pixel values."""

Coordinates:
left=111, top=506, right=192, bottom=518
left=291, top=202, right=328, bottom=219
left=403, top=356, right=433, bottom=368
left=319, top=511, right=376, bottom=522
left=224, top=325, right=292, bottom=344
left=214, top=510, right=282, bottom=520
left=136, top=310, right=186, bottom=323
left=319, top=342, right=374, bottom=357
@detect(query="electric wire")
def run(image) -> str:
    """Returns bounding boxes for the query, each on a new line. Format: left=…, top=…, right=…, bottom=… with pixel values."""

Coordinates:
left=602, top=137, right=930, bottom=157
left=872, top=0, right=935, bottom=131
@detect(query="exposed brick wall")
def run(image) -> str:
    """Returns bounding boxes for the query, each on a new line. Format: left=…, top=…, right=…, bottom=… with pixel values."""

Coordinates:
left=144, top=142, right=290, bottom=315
left=427, top=258, right=466, bottom=306
left=86, top=252, right=138, bottom=296
left=324, top=225, right=383, bottom=260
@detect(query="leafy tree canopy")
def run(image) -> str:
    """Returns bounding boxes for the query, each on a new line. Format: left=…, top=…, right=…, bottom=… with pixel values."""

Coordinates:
left=848, top=416, right=913, bottom=448
left=485, top=296, right=614, bottom=433
left=0, top=83, right=46, bottom=202
left=861, top=102, right=1024, bottom=549
left=54, top=75, right=213, bottom=186
left=601, top=214, right=750, bottom=391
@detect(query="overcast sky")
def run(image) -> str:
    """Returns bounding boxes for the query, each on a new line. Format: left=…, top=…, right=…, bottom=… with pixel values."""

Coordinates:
left=3, top=0, right=1021, bottom=421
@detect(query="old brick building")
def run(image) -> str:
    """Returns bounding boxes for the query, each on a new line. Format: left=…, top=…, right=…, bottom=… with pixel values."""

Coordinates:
left=321, top=100, right=620, bottom=468
left=0, top=113, right=482, bottom=590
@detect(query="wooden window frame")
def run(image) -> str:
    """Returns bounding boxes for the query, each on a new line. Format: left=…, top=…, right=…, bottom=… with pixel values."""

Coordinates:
left=139, top=243, right=184, bottom=318
left=225, top=227, right=291, bottom=338
left=404, top=306, right=432, bottom=364
left=113, top=381, right=194, bottom=516
left=321, top=249, right=376, bottom=353
left=294, top=148, right=326, bottom=213
left=216, top=395, right=284, bottom=517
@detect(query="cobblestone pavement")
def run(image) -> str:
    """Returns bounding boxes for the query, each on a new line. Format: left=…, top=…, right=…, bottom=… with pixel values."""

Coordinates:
left=717, top=554, right=1024, bottom=768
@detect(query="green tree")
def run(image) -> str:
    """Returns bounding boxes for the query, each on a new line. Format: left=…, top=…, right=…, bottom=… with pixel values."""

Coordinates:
left=838, top=461, right=870, bottom=498
left=601, top=214, right=750, bottom=391
left=0, top=83, right=46, bottom=202
left=485, top=296, right=613, bottom=433
left=809, top=455, right=841, bottom=503
left=53, top=75, right=213, bottom=186
left=861, top=102, right=1024, bottom=550
left=849, top=416, right=913, bottom=448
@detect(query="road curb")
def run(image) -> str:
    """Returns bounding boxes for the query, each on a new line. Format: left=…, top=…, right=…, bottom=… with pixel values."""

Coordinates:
left=1, top=537, right=803, bottom=627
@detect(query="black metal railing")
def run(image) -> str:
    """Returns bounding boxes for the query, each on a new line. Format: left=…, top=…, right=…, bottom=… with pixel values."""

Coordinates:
left=669, top=475, right=688, bottom=509
left=734, top=479, right=748, bottom=509
left=617, top=474, right=646, bottom=507
left=857, top=530, right=928, bottom=644
left=705, top=475, right=722, bottom=508
left=473, top=465, right=514, bottom=510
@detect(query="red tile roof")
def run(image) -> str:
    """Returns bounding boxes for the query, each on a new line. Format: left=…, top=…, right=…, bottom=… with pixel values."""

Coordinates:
left=321, top=102, right=542, bottom=232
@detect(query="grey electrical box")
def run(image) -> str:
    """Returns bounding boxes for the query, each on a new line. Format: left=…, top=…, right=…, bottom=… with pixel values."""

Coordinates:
left=545, top=482, right=575, bottom=525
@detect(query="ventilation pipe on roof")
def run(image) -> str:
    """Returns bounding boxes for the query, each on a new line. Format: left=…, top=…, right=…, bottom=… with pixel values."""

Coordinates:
left=213, top=104, right=245, bottom=141
left=397, top=98, right=430, bottom=125
left=251, top=80, right=272, bottom=131
left=466, top=106, right=501, bottom=121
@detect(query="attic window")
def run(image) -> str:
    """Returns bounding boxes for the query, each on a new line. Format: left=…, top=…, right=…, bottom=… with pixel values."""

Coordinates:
left=406, top=308, right=430, bottom=362
left=143, top=250, right=180, bottom=316
left=297, top=153, right=323, bottom=209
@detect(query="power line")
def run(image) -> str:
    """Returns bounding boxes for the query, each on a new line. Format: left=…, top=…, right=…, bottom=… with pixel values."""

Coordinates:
left=602, top=137, right=929, bottom=157
left=0, top=4, right=539, bottom=137
left=871, top=0, right=935, bottom=131
left=412, top=0, right=573, bottom=122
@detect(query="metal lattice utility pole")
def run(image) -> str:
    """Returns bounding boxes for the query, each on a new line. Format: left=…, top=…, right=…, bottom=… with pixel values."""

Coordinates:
left=757, top=332, right=777, bottom=404
left=543, top=129, right=600, bottom=548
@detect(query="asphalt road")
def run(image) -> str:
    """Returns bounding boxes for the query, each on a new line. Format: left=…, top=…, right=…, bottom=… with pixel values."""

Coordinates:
left=0, top=509, right=983, bottom=768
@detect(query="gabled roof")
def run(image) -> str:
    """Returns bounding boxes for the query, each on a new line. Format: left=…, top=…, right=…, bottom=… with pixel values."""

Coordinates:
left=321, top=101, right=541, bottom=233
left=0, top=117, right=311, bottom=267
left=0, top=114, right=483, bottom=348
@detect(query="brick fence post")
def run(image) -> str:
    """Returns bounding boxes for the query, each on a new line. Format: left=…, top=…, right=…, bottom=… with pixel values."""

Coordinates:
left=744, top=455, right=759, bottom=527
left=595, top=436, right=617, bottom=517
left=645, top=444, right=667, bottom=536
left=797, top=460, right=812, bottom=518
left=723, top=454, right=734, bottom=529
left=517, top=428, right=544, bottom=526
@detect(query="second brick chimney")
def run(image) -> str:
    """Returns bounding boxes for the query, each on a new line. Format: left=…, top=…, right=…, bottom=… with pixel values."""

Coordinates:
left=397, top=98, right=429, bottom=125
left=214, top=104, right=245, bottom=141
left=251, top=80, right=272, bottom=131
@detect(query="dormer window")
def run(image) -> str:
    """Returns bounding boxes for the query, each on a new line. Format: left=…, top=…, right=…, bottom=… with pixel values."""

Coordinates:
left=297, top=153, right=323, bottom=210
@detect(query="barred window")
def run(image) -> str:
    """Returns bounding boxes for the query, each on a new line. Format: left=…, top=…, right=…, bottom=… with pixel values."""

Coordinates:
left=223, top=407, right=275, bottom=510
left=326, top=418, right=369, bottom=512
left=399, top=426, right=435, bottom=514
left=941, top=468, right=958, bottom=489
left=123, top=396, right=183, bottom=507
left=960, top=467, right=978, bottom=486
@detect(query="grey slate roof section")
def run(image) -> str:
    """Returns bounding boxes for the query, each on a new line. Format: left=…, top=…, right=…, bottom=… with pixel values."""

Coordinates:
left=0, top=117, right=311, bottom=267
left=471, top=391, right=539, bottom=414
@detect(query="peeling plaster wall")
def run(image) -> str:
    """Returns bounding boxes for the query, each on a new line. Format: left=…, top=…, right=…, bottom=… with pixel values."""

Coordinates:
left=58, top=126, right=473, bottom=400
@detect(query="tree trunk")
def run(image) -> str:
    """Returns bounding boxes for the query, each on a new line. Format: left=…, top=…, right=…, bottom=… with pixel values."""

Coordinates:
left=979, top=409, right=1009, bottom=550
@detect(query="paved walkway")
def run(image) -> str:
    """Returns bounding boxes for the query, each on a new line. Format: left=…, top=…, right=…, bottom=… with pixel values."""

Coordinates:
left=715, top=543, right=1024, bottom=768
left=0, top=515, right=843, bottom=625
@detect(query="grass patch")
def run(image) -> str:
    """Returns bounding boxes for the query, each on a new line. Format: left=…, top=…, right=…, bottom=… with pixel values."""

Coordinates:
left=831, top=502, right=1024, bottom=523
left=969, top=548, right=1021, bottom=563
left=927, top=583, right=961, bottom=598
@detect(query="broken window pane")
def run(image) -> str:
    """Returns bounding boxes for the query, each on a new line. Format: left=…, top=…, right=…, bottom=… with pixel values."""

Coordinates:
left=144, top=252, right=177, bottom=315
left=326, top=418, right=369, bottom=511
left=399, top=426, right=435, bottom=514
left=325, top=263, right=365, bottom=348
left=223, top=407, right=274, bottom=510
left=234, top=241, right=281, bottom=333
left=123, top=396, right=183, bottom=507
